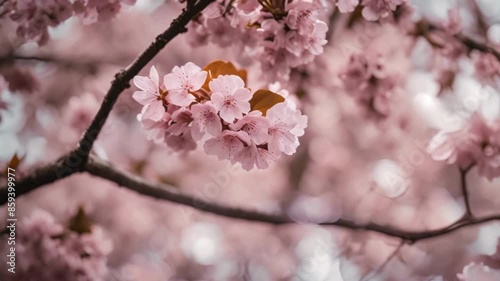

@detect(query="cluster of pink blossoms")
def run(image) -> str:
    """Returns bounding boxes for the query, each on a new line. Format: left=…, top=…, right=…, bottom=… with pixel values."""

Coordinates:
left=336, top=0, right=406, bottom=21
left=428, top=113, right=500, bottom=180
left=132, top=62, right=308, bottom=170
left=73, top=0, right=136, bottom=24
left=339, top=53, right=399, bottom=119
left=188, top=0, right=328, bottom=80
left=9, top=210, right=112, bottom=281
left=4, top=0, right=135, bottom=44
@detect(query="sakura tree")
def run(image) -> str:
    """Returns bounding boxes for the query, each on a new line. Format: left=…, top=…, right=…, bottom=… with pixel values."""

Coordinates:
left=1, top=0, right=500, bottom=280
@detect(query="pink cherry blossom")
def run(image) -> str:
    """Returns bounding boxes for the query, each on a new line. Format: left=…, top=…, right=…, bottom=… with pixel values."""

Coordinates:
left=474, top=52, right=500, bottom=87
left=361, top=0, right=405, bottom=21
left=229, top=112, right=270, bottom=145
left=428, top=113, right=500, bottom=180
left=266, top=102, right=308, bottom=155
left=165, top=128, right=197, bottom=152
left=191, top=102, right=222, bottom=140
left=258, top=8, right=328, bottom=78
left=336, top=0, right=360, bottom=13
left=203, top=130, right=250, bottom=160
left=186, top=0, right=328, bottom=82
left=285, top=1, right=320, bottom=36
left=444, top=8, right=462, bottom=35
left=427, top=130, right=476, bottom=168
left=139, top=112, right=171, bottom=144
left=133, top=66, right=165, bottom=121
left=232, top=143, right=278, bottom=171
left=74, top=0, right=136, bottom=23
left=9, top=0, right=73, bottom=44
left=340, top=53, right=399, bottom=119
left=304, top=21, right=328, bottom=56
left=164, top=62, right=207, bottom=107
left=209, top=75, right=252, bottom=123
left=12, top=210, right=112, bottom=281
left=166, top=107, right=193, bottom=136
left=469, top=114, right=500, bottom=180
left=339, top=54, right=371, bottom=91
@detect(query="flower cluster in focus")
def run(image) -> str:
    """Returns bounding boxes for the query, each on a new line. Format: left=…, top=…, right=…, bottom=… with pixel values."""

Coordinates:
left=132, top=61, right=308, bottom=170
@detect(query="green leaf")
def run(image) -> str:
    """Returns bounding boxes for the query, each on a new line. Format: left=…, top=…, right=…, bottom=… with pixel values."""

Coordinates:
left=249, top=89, right=285, bottom=115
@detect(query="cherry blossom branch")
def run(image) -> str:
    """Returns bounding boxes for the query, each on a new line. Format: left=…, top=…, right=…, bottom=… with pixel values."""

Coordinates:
left=416, top=20, right=500, bottom=61
left=456, top=33, right=500, bottom=60
left=73, top=0, right=215, bottom=166
left=3, top=155, right=500, bottom=243
left=0, top=0, right=216, bottom=201
left=360, top=240, right=405, bottom=281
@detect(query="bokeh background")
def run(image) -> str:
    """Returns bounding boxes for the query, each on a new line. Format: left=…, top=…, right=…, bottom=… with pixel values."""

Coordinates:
left=1, top=0, right=500, bottom=280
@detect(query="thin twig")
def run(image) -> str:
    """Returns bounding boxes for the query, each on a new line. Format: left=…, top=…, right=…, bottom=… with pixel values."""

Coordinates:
left=223, top=0, right=236, bottom=16
left=417, top=20, right=500, bottom=61
left=0, top=54, right=126, bottom=74
left=460, top=165, right=474, bottom=220
left=361, top=240, right=405, bottom=281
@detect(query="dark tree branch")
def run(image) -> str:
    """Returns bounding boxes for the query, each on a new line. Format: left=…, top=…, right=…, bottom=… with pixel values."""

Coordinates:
left=417, top=21, right=500, bottom=61
left=3, top=155, right=500, bottom=243
left=0, top=154, right=81, bottom=201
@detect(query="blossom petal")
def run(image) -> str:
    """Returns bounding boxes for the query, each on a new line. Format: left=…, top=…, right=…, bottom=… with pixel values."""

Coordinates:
left=132, top=91, right=157, bottom=106
left=166, top=90, right=195, bottom=107
left=142, top=100, right=165, bottom=121
left=133, top=76, right=157, bottom=94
